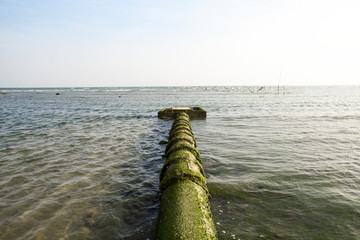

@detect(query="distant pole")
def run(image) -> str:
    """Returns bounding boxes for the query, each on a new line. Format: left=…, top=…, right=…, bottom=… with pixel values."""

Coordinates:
left=278, top=60, right=284, bottom=94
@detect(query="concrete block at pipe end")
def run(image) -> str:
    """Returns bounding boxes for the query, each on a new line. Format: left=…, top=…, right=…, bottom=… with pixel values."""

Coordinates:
left=158, top=107, right=206, bottom=120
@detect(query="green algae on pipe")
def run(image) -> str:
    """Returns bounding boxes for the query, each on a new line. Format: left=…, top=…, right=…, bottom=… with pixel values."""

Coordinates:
left=157, top=180, right=216, bottom=240
left=165, top=134, right=197, bottom=153
left=157, top=112, right=217, bottom=240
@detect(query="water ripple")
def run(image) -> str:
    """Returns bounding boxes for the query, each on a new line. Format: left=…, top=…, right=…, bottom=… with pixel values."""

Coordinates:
left=1, top=87, right=360, bottom=240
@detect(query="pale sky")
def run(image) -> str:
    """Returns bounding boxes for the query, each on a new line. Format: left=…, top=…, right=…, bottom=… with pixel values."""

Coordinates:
left=0, top=0, right=359, bottom=87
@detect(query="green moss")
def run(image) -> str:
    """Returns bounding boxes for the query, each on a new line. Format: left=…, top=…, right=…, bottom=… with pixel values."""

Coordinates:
left=176, top=112, right=190, bottom=118
left=168, top=132, right=196, bottom=144
left=173, top=117, right=191, bottom=124
left=160, top=154, right=205, bottom=181
left=169, top=131, right=196, bottom=144
left=166, top=148, right=201, bottom=164
left=174, top=118, right=190, bottom=125
left=157, top=180, right=217, bottom=240
left=175, top=114, right=190, bottom=119
left=156, top=110, right=216, bottom=240
left=167, top=145, right=201, bottom=163
left=160, top=151, right=205, bottom=178
left=159, top=160, right=208, bottom=193
left=169, top=128, right=195, bottom=141
left=175, top=115, right=190, bottom=122
left=172, top=119, right=191, bottom=126
left=171, top=122, right=192, bottom=131
left=165, top=142, right=201, bottom=163
left=169, top=125, right=192, bottom=137
left=166, top=140, right=195, bottom=155
left=162, top=149, right=205, bottom=176
left=166, top=135, right=196, bottom=153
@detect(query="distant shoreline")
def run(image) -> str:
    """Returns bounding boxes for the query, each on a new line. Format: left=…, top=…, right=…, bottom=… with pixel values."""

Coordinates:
left=1, top=85, right=359, bottom=90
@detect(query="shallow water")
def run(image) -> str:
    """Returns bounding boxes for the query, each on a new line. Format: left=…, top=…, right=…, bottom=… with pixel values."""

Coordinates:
left=1, top=86, right=359, bottom=239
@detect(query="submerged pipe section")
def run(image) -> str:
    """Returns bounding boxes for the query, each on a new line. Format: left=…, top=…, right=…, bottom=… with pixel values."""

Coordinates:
left=156, top=112, right=217, bottom=240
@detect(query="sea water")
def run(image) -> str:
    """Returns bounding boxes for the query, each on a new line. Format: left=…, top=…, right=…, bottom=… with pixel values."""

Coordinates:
left=0, top=86, right=359, bottom=240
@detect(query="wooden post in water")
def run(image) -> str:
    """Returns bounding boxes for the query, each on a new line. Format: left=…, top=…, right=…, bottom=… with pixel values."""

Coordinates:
left=156, top=111, right=217, bottom=240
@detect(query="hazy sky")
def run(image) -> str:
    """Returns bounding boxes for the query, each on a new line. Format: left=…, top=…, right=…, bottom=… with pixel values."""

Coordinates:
left=0, top=0, right=359, bottom=87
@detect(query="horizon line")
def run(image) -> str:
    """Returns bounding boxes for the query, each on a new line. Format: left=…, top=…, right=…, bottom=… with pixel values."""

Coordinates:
left=1, top=84, right=360, bottom=89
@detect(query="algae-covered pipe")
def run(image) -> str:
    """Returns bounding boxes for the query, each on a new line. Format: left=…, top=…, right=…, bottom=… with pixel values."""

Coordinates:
left=157, top=112, right=217, bottom=240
